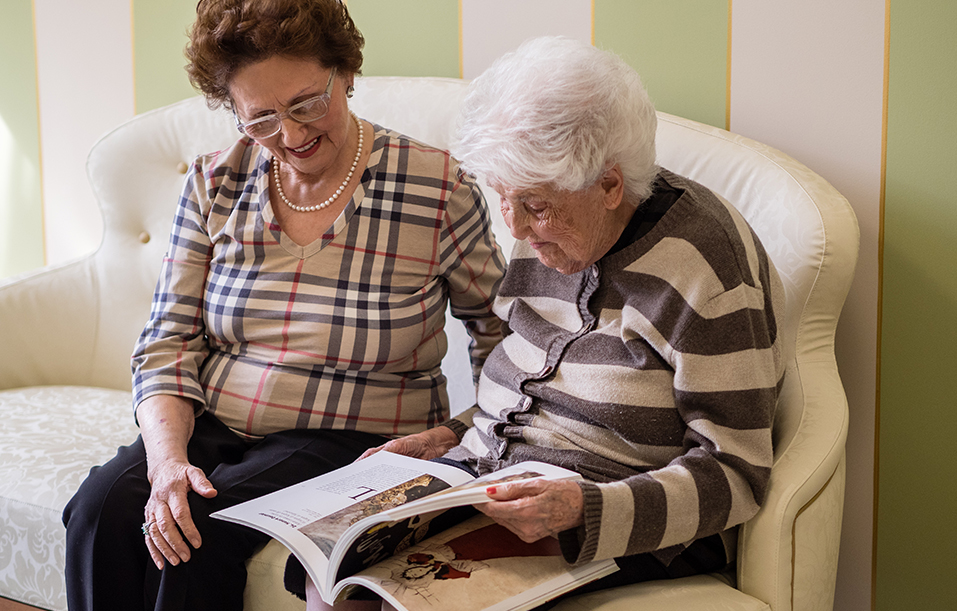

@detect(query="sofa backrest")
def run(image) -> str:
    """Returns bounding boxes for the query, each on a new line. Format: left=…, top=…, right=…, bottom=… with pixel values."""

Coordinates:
left=86, top=76, right=858, bottom=454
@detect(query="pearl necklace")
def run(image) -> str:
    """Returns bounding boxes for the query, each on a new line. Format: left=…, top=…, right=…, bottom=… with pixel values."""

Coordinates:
left=273, top=112, right=363, bottom=213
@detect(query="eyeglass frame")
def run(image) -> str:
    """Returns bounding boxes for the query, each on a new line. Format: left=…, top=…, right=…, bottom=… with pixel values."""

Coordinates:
left=233, top=67, right=338, bottom=139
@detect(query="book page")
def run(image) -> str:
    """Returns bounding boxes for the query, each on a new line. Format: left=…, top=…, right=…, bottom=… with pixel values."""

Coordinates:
left=334, top=514, right=617, bottom=611
left=211, top=452, right=474, bottom=599
left=327, top=461, right=582, bottom=589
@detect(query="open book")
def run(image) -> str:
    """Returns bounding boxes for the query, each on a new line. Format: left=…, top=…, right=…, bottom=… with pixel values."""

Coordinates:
left=212, top=452, right=617, bottom=611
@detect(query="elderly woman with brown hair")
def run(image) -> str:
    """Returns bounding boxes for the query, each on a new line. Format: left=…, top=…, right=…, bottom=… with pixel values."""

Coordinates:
left=339, top=36, right=786, bottom=610
left=61, top=1, right=505, bottom=609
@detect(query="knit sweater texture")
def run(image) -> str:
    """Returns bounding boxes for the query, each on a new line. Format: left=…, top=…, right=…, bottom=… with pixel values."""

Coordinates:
left=445, top=169, right=785, bottom=566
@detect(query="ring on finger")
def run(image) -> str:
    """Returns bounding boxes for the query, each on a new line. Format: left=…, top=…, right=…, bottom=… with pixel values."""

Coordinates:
left=141, top=521, right=155, bottom=536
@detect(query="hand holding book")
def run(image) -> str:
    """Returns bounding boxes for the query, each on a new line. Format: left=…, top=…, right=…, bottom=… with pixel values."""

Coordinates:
left=477, top=478, right=584, bottom=544
left=358, top=427, right=588, bottom=547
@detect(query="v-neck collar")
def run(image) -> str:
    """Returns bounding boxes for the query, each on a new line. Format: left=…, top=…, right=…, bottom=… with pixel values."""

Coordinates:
left=255, top=128, right=385, bottom=259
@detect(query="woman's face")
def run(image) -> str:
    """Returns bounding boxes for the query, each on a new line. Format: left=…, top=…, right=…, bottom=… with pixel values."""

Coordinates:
left=493, top=166, right=628, bottom=275
left=229, top=56, right=353, bottom=179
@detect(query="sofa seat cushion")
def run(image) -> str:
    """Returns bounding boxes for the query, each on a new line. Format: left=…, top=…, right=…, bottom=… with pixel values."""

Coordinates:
left=244, top=539, right=306, bottom=610
left=550, top=574, right=770, bottom=611
left=0, top=386, right=771, bottom=611
left=0, top=385, right=139, bottom=610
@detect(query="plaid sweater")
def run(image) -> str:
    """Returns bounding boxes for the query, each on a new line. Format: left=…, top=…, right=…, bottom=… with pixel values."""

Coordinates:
left=132, top=125, right=506, bottom=438
left=446, top=169, right=785, bottom=565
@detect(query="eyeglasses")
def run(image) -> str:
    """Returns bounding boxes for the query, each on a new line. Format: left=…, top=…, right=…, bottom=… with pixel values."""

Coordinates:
left=234, top=68, right=337, bottom=139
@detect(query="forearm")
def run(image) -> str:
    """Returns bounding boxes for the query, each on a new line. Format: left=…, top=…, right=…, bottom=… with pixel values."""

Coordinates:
left=137, top=395, right=197, bottom=470
left=137, top=394, right=217, bottom=568
left=425, top=424, right=461, bottom=455
left=359, top=423, right=461, bottom=461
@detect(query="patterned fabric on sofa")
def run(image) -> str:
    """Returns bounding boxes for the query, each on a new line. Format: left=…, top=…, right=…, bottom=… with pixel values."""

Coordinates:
left=0, top=387, right=137, bottom=609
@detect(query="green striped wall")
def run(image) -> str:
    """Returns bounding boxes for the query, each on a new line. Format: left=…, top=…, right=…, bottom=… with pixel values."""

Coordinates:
left=132, top=0, right=196, bottom=113
left=0, top=0, right=44, bottom=276
left=128, top=0, right=728, bottom=127
left=595, top=0, right=728, bottom=129
left=130, top=0, right=465, bottom=112
left=349, top=0, right=460, bottom=78
left=877, top=0, right=957, bottom=608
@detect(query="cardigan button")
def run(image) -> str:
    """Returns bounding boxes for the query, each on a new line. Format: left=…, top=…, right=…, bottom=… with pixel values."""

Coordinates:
left=176, top=161, right=189, bottom=174
left=138, top=232, right=151, bottom=244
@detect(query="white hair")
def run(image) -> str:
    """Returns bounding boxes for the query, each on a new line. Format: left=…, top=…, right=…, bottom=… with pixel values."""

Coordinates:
left=453, top=36, right=659, bottom=204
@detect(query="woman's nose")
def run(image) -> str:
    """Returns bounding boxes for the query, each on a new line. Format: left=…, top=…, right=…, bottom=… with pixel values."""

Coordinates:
left=278, top=116, right=309, bottom=141
left=502, top=201, right=531, bottom=240
left=509, top=209, right=533, bottom=241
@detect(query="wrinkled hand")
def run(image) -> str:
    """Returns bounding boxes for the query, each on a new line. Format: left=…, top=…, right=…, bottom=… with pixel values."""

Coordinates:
left=476, top=478, right=584, bottom=543
left=142, top=458, right=217, bottom=569
left=358, top=426, right=460, bottom=461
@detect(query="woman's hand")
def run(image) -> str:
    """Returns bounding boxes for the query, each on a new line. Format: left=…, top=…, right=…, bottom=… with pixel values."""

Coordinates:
left=143, top=456, right=217, bottom=569
left=137, top=395, right=218, bottom=569
left=358, top=426, right=460, bottom=461
left=476, top=478, right=584, bottom=543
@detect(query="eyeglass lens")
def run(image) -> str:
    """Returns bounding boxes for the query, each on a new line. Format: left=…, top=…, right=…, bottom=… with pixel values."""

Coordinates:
left=243, top=97, right=330, bottom=138
left=239, top=67, right=337, bottom=139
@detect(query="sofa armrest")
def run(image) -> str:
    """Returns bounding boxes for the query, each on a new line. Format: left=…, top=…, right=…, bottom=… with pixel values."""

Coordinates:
left=736, top=359, right=849, bottom=611
left=0, top=257, right=127, bottom=391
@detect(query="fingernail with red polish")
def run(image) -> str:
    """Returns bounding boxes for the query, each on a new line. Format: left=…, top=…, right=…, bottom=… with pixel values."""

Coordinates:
left=486, top=486, right=497, bottom=495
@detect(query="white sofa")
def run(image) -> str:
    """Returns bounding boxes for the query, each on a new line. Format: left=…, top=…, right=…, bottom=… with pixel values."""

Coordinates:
left=0, top=77, right=858, bottom=611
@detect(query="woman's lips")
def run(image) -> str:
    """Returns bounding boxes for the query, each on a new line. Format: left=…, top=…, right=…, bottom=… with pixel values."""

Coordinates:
left=286, top=136, right=320, bottom=158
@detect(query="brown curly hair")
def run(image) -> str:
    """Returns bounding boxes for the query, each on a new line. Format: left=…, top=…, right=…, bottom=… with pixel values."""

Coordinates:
left=186, top=0, right=364, bottom=109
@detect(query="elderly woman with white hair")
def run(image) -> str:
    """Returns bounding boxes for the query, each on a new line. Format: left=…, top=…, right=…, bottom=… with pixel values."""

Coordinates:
left=302, top=36, right=786, bottom=610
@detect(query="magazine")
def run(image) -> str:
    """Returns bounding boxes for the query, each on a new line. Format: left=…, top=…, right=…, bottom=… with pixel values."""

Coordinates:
left=212, top=451, right=618, bottom=610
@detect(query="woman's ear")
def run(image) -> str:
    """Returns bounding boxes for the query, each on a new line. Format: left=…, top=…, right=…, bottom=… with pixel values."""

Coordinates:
left=601, top=164, right=625, bottom=210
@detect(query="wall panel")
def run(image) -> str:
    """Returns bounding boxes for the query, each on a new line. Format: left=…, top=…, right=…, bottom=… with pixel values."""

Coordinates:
left=595, top=0, right=727, bottom=129
left=133, top=0, right=197, bottom=113
left=349, top=0, right=460, bottom=78
left=462, top=0, right=592, bottom=80
left=33, top=0, right=134, bottom=265
left=877, top=1, right=957, bottom=608
left=730, top=3, right=885, bottom=609
left=0, top=0, right=44, bottom=278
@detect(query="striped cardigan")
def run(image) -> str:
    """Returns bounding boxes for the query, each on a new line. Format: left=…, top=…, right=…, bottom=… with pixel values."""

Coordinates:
left=445, top=169, right=785, bottom=566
